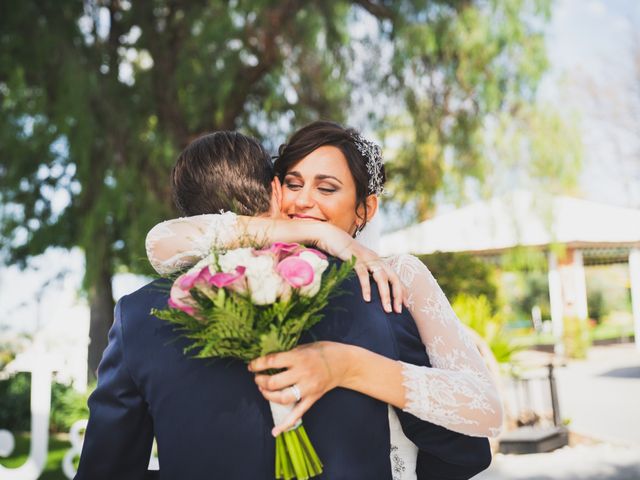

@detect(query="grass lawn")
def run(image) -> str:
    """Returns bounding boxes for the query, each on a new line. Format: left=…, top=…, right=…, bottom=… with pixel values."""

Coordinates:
left=590, top=322, right=635, bottom=342
left=0, top=432, right=73, bottom=480
left=510, top=323, right=635, bottom=349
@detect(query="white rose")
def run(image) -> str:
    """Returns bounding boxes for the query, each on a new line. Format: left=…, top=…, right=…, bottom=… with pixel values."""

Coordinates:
left=298, top=251, right=329, bottom=298
left=218, top=248, right=255, bottom=273
left=243, top=254, right=285, bottom=305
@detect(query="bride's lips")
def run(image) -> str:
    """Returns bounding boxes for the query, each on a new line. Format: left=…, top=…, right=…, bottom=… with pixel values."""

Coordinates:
left=289, top=214, right=326, bottom=221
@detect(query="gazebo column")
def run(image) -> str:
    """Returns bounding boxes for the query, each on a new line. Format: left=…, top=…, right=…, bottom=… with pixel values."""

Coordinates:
left=548, top=251, right=564, bottom=356
left=548, top=248, right=589, bottom=357
left=630, top=248, right=640, bottom=352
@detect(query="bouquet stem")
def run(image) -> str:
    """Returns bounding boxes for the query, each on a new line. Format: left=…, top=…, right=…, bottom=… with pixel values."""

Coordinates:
left=275, top=424, right=323, bottom=480
left=270, top=401, right=322, bottom=479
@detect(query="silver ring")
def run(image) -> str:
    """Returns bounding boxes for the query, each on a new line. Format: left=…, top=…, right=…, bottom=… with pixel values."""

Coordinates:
left=369, top=265, right=383, bottom=274
left=290, top=384, right=301, bottom=402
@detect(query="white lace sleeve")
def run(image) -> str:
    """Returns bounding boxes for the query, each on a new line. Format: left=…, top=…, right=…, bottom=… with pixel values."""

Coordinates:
left=386, top=254, right=503, bottom=438
left=145, top=212, right=239, bottom=275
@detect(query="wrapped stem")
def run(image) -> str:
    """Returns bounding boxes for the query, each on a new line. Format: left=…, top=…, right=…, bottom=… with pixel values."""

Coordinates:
left=270, top=401, right=323, bottom=479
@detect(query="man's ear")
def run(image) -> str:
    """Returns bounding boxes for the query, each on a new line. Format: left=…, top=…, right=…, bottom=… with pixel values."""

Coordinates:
left=268, top=177, right=283, bottom=218
left=356, top=194, right=379, bottom=228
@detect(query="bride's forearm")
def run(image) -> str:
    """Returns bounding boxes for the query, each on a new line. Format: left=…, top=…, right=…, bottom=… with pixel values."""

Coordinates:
left=337, top=344, right=406, bottom=409
left=147, top=213, right=378, bottom=291
left=236, top=217, right=352, bottom=258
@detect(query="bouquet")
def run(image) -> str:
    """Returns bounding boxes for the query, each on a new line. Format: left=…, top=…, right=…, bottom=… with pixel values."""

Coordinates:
left=152, top=242, right=353, bottom=480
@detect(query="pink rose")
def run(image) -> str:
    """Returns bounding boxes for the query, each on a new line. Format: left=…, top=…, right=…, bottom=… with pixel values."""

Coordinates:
left=169, top=276, right=196, bottom=315
left=179, top=265, right=214, bottom=290
left=210, top=266, right=246, bottom=290
left=276, top=256, right=314, bottom=288
left=255, top=242, right=302, bottom=261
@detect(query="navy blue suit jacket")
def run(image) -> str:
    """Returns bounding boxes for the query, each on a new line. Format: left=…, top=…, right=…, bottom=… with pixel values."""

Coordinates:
left=77, top=270, right=490, bottom=479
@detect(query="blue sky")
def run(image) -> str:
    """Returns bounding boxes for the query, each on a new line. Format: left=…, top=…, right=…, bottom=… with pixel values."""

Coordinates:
left=540, top=0, right=640, bottom=207
left=1, top=0, right=639, bottom=335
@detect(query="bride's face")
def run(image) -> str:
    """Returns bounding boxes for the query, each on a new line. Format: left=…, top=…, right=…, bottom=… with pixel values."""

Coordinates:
left=280, top=146, right=364, bottom=235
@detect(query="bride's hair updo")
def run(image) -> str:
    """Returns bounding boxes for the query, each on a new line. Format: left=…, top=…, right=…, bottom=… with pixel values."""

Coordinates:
left=274, top=121, right=386, bottom=233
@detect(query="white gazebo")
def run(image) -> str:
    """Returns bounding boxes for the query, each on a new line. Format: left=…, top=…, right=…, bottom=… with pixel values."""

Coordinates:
left=380, top=192, right=640, bottom=353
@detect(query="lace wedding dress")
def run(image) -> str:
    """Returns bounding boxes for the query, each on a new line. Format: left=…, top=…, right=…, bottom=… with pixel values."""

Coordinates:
left=146, top=213, right=502, bottom=480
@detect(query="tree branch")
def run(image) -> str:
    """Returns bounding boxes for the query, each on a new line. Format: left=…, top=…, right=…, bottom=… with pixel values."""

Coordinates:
left=208, top=0, right=311, bottom=131
left=352, top=0, right=395, bottom=21
left=137, top=0, right=190, bottom=146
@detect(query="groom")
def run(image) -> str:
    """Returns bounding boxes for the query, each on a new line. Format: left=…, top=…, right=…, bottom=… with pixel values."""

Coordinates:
left=76, top=131, right=491, bottom=479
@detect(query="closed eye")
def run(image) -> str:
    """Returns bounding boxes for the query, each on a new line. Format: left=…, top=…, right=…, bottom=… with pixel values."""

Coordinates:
left=284, top=182, right=303, bottom=191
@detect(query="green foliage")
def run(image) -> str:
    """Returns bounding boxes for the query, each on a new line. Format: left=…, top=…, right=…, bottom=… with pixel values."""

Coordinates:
left=500, top=270, right=551, bottom=325
left=590, top=321, right=635, bottom=342
left=49, top=382, right=92, bottom=433
left=587, top=289, right=605, bottom=323
left=0, top=373, right=91, bottom=432
left=482, top=105, right=583, bottom=199
left=501, top=246, right=548, bottom=272
left=418, top=252, right=499, bottom=311
left=0, top=344, right=16, bottom=370
left=586, top=265, right=633, bottom=323
left=0, top=372, right=30, bottom=431
left=383, top=0, right=554, bottom=216
left=563, top=316, right=591, bottom=359
left=452, top=294, right=517, bottom=363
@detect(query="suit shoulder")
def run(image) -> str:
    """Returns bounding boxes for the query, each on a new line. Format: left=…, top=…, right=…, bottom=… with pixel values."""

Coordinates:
left=116, top=278, right=171, bottom=326
left=118, top=278, right=171, bottom=306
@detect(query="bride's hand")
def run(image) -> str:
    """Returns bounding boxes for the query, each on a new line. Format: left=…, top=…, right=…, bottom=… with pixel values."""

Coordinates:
left=315, top=224, right=403, bottom=314
left=249, top=342, right=352, bottom=437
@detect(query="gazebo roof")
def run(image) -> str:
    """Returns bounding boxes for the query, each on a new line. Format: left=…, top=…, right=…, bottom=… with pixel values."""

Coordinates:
left=379, top=192, right=640, bottom=256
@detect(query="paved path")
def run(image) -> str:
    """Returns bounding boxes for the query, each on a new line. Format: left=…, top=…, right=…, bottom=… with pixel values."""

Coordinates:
left=477, top=344, right=640, bottom=479
left=555, top=344, right=640, bottom=446
left=476, top=443, right=640, bottom=480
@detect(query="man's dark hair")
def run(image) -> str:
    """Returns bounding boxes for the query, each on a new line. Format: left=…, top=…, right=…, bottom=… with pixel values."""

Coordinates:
left=172, top=131, right=273, bottom=216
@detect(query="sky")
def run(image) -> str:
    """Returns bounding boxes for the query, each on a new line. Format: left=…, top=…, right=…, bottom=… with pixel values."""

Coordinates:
left=1, top=0, right=639, bottom=340
left=539, top=0, right=640, bottom=207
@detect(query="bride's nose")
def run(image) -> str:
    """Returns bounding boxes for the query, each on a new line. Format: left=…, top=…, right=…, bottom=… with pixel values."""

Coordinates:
left=294, top=186, right=314, bottom=209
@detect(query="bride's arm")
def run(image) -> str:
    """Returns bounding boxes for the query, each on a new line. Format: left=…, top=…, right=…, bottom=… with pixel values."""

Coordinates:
left=145, top=213, right=403, bottom=312
left=145, top=213, right=365, bottom=274
left=145, top=212, right=240, bottom=275
left=386, top=254, right=503, bottom=437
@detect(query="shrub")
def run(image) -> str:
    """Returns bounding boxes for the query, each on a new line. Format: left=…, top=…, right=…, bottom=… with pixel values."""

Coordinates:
left=586, top=289, right=605, bottom=323
left=0, top=372, right=30, bottom=431
left=418, top=252, right=499, bottom=312
left=50, top=382, right=91, bottom=433
left=0, top=373, right=91, bottom=433
left=563, top=316, right=591, bottom=359
left=452, top=294, right=517, bottom=363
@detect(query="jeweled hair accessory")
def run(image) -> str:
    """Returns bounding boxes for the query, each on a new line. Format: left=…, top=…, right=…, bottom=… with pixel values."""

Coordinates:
left=351, top=131, right=385, bottom=196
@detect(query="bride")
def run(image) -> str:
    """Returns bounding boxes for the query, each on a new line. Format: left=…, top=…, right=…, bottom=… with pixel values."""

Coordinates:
left=146, top=121, right=502, bottom=479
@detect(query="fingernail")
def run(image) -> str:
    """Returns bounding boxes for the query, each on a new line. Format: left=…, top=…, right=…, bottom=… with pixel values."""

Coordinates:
left=365, top=294, right=371, bottom=302
left=384, top=303, right=392, bottom=313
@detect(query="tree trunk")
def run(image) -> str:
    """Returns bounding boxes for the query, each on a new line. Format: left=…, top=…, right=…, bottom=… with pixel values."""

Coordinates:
left=87, top=262, right=114, bottom=383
